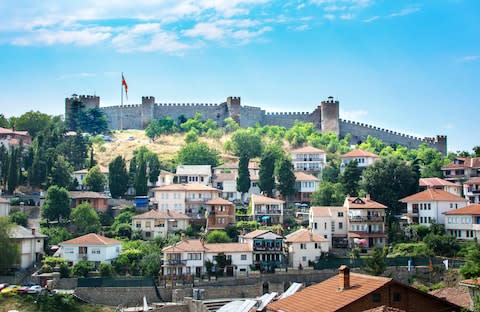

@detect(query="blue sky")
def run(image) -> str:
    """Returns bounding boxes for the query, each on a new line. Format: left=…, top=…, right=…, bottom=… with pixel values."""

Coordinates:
left=0, top=0, right=478, bottom=152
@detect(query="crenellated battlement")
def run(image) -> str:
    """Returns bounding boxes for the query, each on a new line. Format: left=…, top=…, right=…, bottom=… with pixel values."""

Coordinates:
left=265, top=111, right=310, bottom=116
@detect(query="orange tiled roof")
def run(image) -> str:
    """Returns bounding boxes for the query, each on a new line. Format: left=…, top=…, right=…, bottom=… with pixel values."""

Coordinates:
left=285, top=229, right=328, bottom=243
left=442, top=157, right=480, bottom=170
left=419, top=178, right=458, bottom=187
left=346, top=197, right=387, bottom=209
left=342, top=149, right=379, bottom=158
left=294, top=171, right=320, bottom=181
left=251, top=194, right=285, bottom=205
left=291, top=146, right=325, bottom=154
left=241, top=229, right=270, bottom=239
left=204, top=243, right=252, bottom=253
left=69, top=191, right=109, bottom=199
left=310, top=206, right=333, bottom=217
left=151, top=183, right=219, bottom=192
left=444, top=204, right=480, bottom=215
left=465, top=177, right=480, bottom=185
left=162, top=239, right=205, bottom=252
left=162, top=239, right=252, bottom=253
left=213, top=172, right=237, bottom=182
left=429, top=287, right=471, bottom=309
left=266, top=273, right=392, bottom=312
left=399, top=189, right=466, bottom=203
left=460, top=278, right=480, bottom=287
left=61, top=233, right=120, bottom=245
left=363, top=306, right=405, bottom=312
left=0, top=127, right=30, bottom=136
left=132, top=209, right=190, bottom=220
left=205, top=198, right=235, bottom=205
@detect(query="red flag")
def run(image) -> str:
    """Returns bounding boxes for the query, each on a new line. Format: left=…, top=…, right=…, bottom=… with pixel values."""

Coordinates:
left=122, top=74, right=128, bottom=100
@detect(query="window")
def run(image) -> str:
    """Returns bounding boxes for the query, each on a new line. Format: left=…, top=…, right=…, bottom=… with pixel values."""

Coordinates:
left=428, top=203, right=431, bottom=210
left=145, top=221, right=151, bottom=228
left=187, top=253, right=202, bottom=260
left=314, top=222, right=318, bottom=230
left=314, top=243, right=318, bottom=249
left=145, top=232, right=151, bottom=238
left=79, top=247, right=88, bottom=254
left=338, top=222, right=343, bottom=229
left=136, top=222, right=141, bottom=228
left=91, top=249, right=100, bottom=254
left=300, top=243, right=306, bottom=250
left=324, top=222, right=327, bottom=230
left=338, top=212, right=344, bottom=217
left=372, top=293, right=381, bottom=303
left=241, top=254, right=247, bottom=260
left=302, top=256, right=307, bottom=262
left=393, top=292, right=401, bottom=302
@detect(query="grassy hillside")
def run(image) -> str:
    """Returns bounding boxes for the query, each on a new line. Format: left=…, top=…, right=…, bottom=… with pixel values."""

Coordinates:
left=0, top=295, right=113, bottom=312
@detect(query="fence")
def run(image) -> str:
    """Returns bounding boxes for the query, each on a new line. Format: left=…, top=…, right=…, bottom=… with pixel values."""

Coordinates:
left=77, top=277, right=154, bottom=288
left=313, top=257, right=465, bottom=270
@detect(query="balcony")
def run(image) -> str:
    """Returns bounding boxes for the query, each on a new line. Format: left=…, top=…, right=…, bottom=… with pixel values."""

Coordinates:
left=166, top=259, right=188, bottom=266
left=255, top=210, right=282, bottom=215
left=254, top=246, right=283, bottom=252
left=349, top=216, right=384, bottom=222
left=472, top=224, right=480, bottom=231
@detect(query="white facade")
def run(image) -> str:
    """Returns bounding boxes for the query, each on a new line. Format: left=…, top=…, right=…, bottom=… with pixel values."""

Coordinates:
left=0, top=198, right=10, bottom=217
left=464, top=178, right=480, bottom=204
left=59, top=234, right=122, bottom=265
left=405, top=201, right=468, bottom=225
left=10, top=226, right=46, bottom=269
left=291, top=146, right=327, bottom=173
left=445, top=214, right=479, bottom=240
left=176, top=165, right=212, bottom=186
left=251, top=194, right=284, bottom=224
left=285, top=229, right=329, bottom=268
left=132, top=210, right=190, bottom=239
left=310, top=206, right=348, bottom=249
left=340, top=150, right=379, bottom=170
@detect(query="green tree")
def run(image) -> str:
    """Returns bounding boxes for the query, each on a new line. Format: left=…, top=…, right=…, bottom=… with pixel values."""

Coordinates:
left=416, top=144, right=445, bottom=178
left=0, top=114, right=9, bottom=128
left=285, top=121, right=316, bottom=147
left=184, top=129, right=199, bottom=144
left=0, top=217, right=19, bottom=274
left=7, top=147, right=18, bottom=194
left=227, top=128, right=263, bottom=158
left=140, top=252, right=161, bottom=277
left=322, top=163, right=341, bottom=183
left=78, top=107, right=108, bottom=134
left=259, top=147, right=277, bottom=197
left=223, top=117, right=239, bottom=133
left=99, top=263, right=114, bottom=277
left=9, top=211, right=28, bottom=227
left=474, top=146, right=480, bottom=157
left=108, top=156, right=129, bottom=198
left=12, top=111, right=51, bottom=138
left=236, top=155, right=251, bottom=201
left=72, top=260, right=94, bottom=277
left=364, top=246, right=386, bottom=276
left=42, top=186, right=71, bottom=222
left=128, top=156, right=137, bottom=188
left=28, top=155, right=47, bottom=188
left=176, top=141, right=219, bottom=167
left=460, top=244, right=480, bottom=279
left=341, top=160, right=362, bottom=196
left=48, top=156, right=73, bottom=188
left=70, top=203, right=101, bottom=234
left=276, top=157, right=296, bottom=198
left=148, top=154, right=161, bottom=185
left=424, top=233, right=459, bottom=257
left=135, top=154, right=148, bottom=196
left=206, top=230, right=231, bottom=243
left=311, top=181, right=345, bottom=206
left=41, top=226, right=73, bottom=249
left=84, top=165, right=106, bottom=192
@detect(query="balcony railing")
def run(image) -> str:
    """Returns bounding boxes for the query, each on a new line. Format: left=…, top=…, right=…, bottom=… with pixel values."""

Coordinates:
left=349, top=216, right=384, bottom=222
left=254, top=246, right=283, bottom=252
left=255, top=210, right=282, bottom=215
left=166, top=259, right=188, bottom=265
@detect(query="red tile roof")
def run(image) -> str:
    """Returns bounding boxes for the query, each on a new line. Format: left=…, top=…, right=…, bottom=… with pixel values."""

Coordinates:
left=465, top=177, right=480, bottom=185
left=310, top=206, right=333, bottom=217
left=346, top=197, right=387, bottom=209
left=399, top=189, right=466, bottom=203
left=266, top=273, right=392, bottom=312
left=285, top=229, right=328, bottom=243
left=460, top=278, right=480, bottom=287
left=162, top=239, right=252, bottom=253
left=241, top=229, right=270, bottom=239
left=69, top=191, right=109, bottom=199
left=0, top=127, right=30, bottom=136
left=291, top=146, right=325, bottom=154
left=363, top=306, right=405, bottom=312
left=294, top=171, right=320, bottom=181
left=162, top=239, right=205, bottom=252
left=444, top=204, right=480, bottom=215
left=61, top=233, right=120, bottom=245
left=443, top=157, right=480, bottom=170
left=205, top=198, right=235, bottom=205
left=132, top=209, right=190, bottom=220
left=342, top=149, right=379, bottom=158
left=429, top=287, right=471, bottom=309
left=419, top=178, right=458, bottom=187
left=251, top=194, right=285, bottom=205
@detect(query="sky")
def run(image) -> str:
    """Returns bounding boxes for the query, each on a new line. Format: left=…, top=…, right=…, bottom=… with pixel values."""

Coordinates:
left=0, top=0, right=478, bottom=153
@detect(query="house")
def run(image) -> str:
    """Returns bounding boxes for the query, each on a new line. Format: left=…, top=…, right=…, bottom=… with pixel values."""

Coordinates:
left=72, top=165, right=109, bottom=191
left=444, top=204, right=480, bottom=240
left=0, top=197, right=10, bottom=217
left=419, top=177, right=462, bottom=196
left=239, top=229, right=286, bottom=270
left=212, top=160, right=261, bottom=202
left=442, top=157, right=480, bottom=183
left=9, top=226, right=46, bottom=269
left=460, top=278, right=480, bottom=311
left=151, top=183, right=220, bottom=219
left=251, top=194, right=284, bottom=225
left=176, top=165, right=212, bottom=186
left=148, top=170, right=175, bottom=187
left=132, top=209, right=190, bottom=239
left=464, top=177, right=480, bottom=204
left=341, top=149, right=380, bottom=170
left=266, top=265, right=462, bottom=312
left=400, top=188, right=468, bottom=226
left=310, top=206, right=348, bottom=249
left=294, top=171, right=320, bottom=204
left=59, top=233, right=122, bottom=266
left=205, top=198, right=236, bottom=231
left=345, top=195, right=387, bottom=249
left=161, top=239, right=252, bottom=277
left=290, top=146, right=327, bottom=173
left=70, top=191, right=109, bottom=212
left=429, top=287, right=471, bottom=310
left=284, top=228, right=329, bottom=268
left=0, top=127, right=32, bottom=150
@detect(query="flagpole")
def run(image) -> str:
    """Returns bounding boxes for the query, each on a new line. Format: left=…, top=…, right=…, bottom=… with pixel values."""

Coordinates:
left=121, top=72, right=124, bottom=130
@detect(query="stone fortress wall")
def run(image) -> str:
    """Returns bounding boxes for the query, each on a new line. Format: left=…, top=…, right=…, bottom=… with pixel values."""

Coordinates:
left=65, top=95, right=447, bottom=154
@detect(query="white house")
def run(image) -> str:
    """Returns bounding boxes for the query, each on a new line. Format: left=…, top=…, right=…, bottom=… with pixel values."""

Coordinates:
left=239, top=230, right=285, bottom=269
left=9, top=226, right=46, bottom=269
left=294, top=172, right=320, bottom=204
left=151, top=170, right=175, bottom=187
left=251, top=194, right=284, bottom=225
left=464, top=177, right=480, bottom=204
left=285, top=229, right=329, bottom=268
left=212, top=161, right=262, bottom=202
left=176, top=165, right=212, bottom=186
left=60, top=233, right=122, bottom=266
left=132, top=209, right=190, bottom=239
left=161, top=239, right=252, bottom=277
left=290, top=146, right=326, bottom=173
left=444, top=204, right=480, bottom=240
left=309, top=206, right=348, bottom=249
left=340, top=149, right=379, bottom=170
left=400, top=188, right=468, bottom=226
left=72, top=165, right=109, bottom=191
left=419, top=178, right=462, bottom=196
left=0, top=197, right=10, bottom=217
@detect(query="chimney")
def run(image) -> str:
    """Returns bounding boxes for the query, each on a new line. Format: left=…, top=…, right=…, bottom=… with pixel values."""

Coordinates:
left=181, top=232, right=186, bottom=241
left=366, top=194, right=371, bottom=200
left=338, top=265, right=350, bottom=290
left=31, top=228, right=36, bottom=235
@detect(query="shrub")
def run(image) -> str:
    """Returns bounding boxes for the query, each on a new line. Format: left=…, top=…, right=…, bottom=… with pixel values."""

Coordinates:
left=59, top=263, right=70, bottom=278
left=99, top=263, right=113, bottom=277
left=72, top=260, right=94, bottom=278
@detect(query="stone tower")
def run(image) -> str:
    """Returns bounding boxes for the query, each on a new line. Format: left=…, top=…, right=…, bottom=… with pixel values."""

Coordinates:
left=65, top=94, right=100, bottom=122
left=141, top=96, right=155, bottom=128
left=321, top=96, right=340, bottom=135
left=226, top=96, right=241, bottom=125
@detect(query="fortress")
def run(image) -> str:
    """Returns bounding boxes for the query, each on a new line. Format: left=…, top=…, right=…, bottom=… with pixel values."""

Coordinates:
left=65, top=95, right=447, bottom=154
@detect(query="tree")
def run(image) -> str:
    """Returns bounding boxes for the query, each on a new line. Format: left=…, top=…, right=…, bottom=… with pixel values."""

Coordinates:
left=424, top=233, right=459, bottom=257
left=148, top=154, right=161, bottom=185
left=72, top=260, right=94, bottom=277
left=140, top=252, right=162, bottom=277
left=78, top=107, right=108, bottom=134
left=341, top=160, right=362, bottom=196
left=227, top=128, right=263, bottom=158
left=40, top=226, right=72, bottom=249
left=11, top=111, right=51, bottom=138
left=0, top=217, right=19, bottom=274
left=0, top=114, right=9, bottom=128
left=206, top=230, right=231, bottom=243
left=42, top=186, right=71, bottom=222
left=99, top=263, right=114, bottom=277
left=7, top=147, right=18, bottom=194
left=9, top=211, right=28, bottom=227
left=84, top=165, right=106, bottom=192
left=364, top=246, right=386, bottom=276
left=109, top=156, right=129, bottom=198
left=224, top=117, right=239, bottom=133
left=460, top=244, right=480, bottom=279
left=48, top=156, right=73, bottom=188
left=259, top=147, right=277, bottom=197
left=70, top=203, right=101, bottom=234
left=474, top=146, right=480, bottom=157
left=276, top=157, right=296, bottom=198
left=176, top=141, right=219, bottom=167
left=145, top=117, right=178, bottom=141
left=135, top=154, right=148, bottom=196
left=311, top=181, right=345, bottom=206
left=285, top=121, right=316, bottom=147
left=236, top=155, right=251, bottom=201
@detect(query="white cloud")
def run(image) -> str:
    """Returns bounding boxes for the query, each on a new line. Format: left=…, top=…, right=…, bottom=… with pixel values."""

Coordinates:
left=389, top=6, right=421, bottom=17
left=12, top=28, right=111, bottom=46
left=291, top=24, right=310, bottom=31
left=340, top=109, right=368, bottom=120
left=340, top=13, right=354, bottom=20
left=461, top=55, right=480, bottom=62
left=324, top=14, right=336, bottom=20
left=363, top=16, right=379, bottom=23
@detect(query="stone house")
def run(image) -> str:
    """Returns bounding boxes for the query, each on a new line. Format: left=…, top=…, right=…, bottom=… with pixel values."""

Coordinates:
left=60, top=233, right=121, bottom=266
left=131, top=209, right=190, bottom=239
left=284, top=228, right=329, bottom=268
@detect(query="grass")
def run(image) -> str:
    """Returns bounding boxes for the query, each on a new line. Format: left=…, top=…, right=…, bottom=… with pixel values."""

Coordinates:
left=0, top=294, right=113, bottom=312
